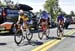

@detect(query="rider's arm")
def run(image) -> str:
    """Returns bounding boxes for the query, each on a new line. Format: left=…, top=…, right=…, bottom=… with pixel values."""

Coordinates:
left=17, top=15, right=20, bottom=24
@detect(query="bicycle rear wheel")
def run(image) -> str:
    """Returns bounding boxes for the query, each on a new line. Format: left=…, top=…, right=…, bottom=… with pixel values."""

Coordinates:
left=59, top=25, right=64, bottom=37
left=57, top=28, right=60, bottom=37
left=57, top=25, right=64, bottom=39
left=14, top=29, right=23, bottom=45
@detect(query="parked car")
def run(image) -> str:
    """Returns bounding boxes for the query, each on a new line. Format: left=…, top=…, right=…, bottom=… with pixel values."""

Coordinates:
left=0, top=22, right=14, bottom=34
left=0, top=8, right=18, bottom=34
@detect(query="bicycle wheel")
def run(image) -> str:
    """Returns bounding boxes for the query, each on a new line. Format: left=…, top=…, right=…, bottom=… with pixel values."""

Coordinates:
left=26, top=29, right=33, bottom=41
left=57, top=28, right=60, bottom=37
left=46, top=29, right=50, bottom=38
left=57, top=25, right=64, bottom=39
left=14, top=29, right=23, bottom=45
left=38, top=24, right=44, bottom=40
left=61, top=27, right=64, bottom=37
left=38, top=30, right=44, bottom=40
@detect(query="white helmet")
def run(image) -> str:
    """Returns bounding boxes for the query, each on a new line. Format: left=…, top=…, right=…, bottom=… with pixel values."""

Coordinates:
left=18, top=10, right=24, bottom=14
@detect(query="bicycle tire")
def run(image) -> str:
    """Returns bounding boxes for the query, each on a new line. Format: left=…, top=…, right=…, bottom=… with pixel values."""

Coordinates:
left=26, top=29, right=33, bottom=41
left=14, top=29, right=23, bottom=45
left=46, top=29, right=50, bottom=38
left=57, top=25, right=64, bottom=39
left=38, top=31, right=44, bottom=40
left=57, top=28, right=60, bottom=37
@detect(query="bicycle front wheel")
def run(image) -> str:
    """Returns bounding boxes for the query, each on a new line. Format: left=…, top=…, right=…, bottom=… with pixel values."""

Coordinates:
left=57, top=27, right=64, bottom=39
left=14, top=29, right=23, bottom=45
left=38, top=30, right=44, bottom=40
left=26, top=29, right=33, bottom=41
left=46, top=29, right=50, bottom=38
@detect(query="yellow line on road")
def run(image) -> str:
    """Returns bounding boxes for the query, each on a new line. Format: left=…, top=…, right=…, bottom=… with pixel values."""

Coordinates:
left=40, top=39, right=62, bottom=51
left=32, top=39, right=56, bottom=51
left=32, top=30, right=75, bottom=51
left=40, top=30, right=75, bottom=51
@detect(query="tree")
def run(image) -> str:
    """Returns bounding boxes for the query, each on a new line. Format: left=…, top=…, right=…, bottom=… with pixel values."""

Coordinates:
left=44, top=0, right=60, bottom=20
left=0, top=1, right=6, bottom=7
left=4, top=0, right=12, bottom=7
left=0, top=1, right=2, bottom=6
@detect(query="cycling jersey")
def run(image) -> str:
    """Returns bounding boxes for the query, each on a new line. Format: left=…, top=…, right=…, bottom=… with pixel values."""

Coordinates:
left=57, top=15, right=64, bottom=22
left=19, top=15, right=29, bottom=21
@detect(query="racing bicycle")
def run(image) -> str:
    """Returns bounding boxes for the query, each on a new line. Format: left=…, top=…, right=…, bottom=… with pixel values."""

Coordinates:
left=57, top=21, right=64, bottom=39
left=14, top=23, right=33, bottom=45
left=38, top=19, right=50, bottom=40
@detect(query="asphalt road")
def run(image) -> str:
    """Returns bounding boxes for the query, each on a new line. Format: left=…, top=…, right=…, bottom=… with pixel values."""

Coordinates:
left=0, top=24, right=75, bottom=51
left=47, top=33, right=75, bottom=51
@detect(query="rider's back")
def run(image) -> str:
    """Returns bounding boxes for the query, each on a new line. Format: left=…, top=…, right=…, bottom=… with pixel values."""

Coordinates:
left=57, top=14, right=64, bottom=22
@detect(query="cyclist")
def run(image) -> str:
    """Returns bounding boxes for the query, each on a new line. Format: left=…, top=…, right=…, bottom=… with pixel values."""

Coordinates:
left=17, top=9, right=29, bottom=30
left=40, top=11, right=49, bottom=31
left=57, top=13, right=64, bottom=32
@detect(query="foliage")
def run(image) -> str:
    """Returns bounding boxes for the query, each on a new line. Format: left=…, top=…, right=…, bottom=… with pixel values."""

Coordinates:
left=44, top=0, right=59, bottom=20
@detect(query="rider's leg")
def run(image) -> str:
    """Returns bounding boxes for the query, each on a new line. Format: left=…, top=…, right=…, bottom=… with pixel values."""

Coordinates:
left=23, top=22, right=30, bottom=34
left=16, top=24, right=21, bottom=29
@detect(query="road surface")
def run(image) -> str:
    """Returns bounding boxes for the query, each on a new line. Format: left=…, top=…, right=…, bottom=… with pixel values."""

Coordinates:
left=0, top=24, right=75, bottom=51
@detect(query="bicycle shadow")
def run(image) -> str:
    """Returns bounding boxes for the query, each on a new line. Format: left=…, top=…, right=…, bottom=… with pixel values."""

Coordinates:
left=47, top=36, right=61, bottom=40
left=63, top=35, right=75, bottom=38
left=19, top=40, right=43, bottom=46
left=65, top=28, right=75, bottom=30
left=0, top=43, right=7, bottom=46
left=0, top=33, right=14, bottom=36
left=18, top=36, right=63, bottom=47
left=19, top=37, right=62, bottom=46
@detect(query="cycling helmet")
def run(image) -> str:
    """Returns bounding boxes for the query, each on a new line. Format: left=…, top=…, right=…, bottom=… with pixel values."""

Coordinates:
left=18, top=9, right=24, bottom=15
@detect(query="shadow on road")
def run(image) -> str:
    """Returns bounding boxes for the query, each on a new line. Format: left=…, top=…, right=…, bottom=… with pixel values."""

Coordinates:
left=18, top=40, right=43, bottom=47
left=0, top=43, right=7, bottom=45
left=0, top=33, right=14, bottom=36
left=47, top=36, right=61, bottom=40
left=63, top=35, right=75, bottom=38
left=18, top=36, right=62, bottom=47
left=65, top=28, right=75, bottom=30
